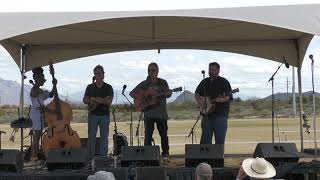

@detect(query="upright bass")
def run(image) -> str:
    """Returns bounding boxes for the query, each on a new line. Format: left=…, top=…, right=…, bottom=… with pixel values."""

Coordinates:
left=42, top=61, right=81, bottom=156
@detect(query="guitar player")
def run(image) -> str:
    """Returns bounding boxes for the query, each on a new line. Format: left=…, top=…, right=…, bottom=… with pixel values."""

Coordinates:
left=83, top=65, right=114, bottom=157
left=130, top=62, right=172, bottom=159
left=195, top=62, right=232, bottom=147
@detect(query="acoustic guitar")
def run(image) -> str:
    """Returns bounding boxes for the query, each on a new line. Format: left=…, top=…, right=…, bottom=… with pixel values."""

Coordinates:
left=134, top=87, right=182, bottom=111
left=201, top=88, right=239, bottom=115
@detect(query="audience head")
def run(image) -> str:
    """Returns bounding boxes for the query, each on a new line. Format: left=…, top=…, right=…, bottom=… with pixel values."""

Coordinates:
left=87, top=171, right=115, bottom=180
left=195, top=162, right=213, bottom=180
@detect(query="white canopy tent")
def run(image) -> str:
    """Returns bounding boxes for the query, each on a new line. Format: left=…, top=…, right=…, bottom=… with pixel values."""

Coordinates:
left=1, top=4, right=319, bottom=151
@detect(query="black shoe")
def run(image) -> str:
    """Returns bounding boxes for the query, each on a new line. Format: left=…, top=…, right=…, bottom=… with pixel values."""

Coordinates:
left=162, top=154, right=170, bottom=163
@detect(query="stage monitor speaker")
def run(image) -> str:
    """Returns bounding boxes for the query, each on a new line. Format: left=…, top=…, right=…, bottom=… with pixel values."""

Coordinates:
left=185, top=144, right=224, bottom=167
left=46, top=148, right=87, bottom=171
left=0, top=149, right=23, bottom=172
left=136, top=167, right=166, bottom=180
left=121, top=146, right=160, bottom=167
left=253, top=143, right=299, bottom=166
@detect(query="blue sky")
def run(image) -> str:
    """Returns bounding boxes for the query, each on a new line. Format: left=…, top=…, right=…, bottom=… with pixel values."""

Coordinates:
left=0, top=0, right=320, bottom=99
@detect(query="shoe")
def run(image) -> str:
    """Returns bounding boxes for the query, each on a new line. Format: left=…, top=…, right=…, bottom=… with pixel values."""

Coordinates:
left=162, top=154, right=170, bottom=164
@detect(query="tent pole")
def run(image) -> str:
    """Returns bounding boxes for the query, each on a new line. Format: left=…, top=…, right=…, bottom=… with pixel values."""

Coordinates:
left=292, top=66, right=296, bottom=117
left=297, top=66, right=304, bottom=152
left=19, top=45, right=26, bottom=118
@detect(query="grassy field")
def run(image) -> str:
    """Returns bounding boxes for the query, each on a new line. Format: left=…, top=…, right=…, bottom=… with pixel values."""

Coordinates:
left=0, top=117, right=318, bottom=155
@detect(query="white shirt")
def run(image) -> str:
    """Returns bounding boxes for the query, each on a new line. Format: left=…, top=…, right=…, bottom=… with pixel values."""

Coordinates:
left=29, top=89, right=50, bottom=130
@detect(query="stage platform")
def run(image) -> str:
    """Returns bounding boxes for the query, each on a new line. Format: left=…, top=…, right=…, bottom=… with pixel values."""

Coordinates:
left=0, top=153, right=319, bottom=180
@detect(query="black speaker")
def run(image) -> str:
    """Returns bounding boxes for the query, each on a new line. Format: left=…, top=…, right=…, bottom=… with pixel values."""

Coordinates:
left=46, top=148, right=87, bottom=171
left=185, top=144, right=224, bottom=167
left=0, top=149, right=23, bottom=172
left=136, top=167, right=166, bottom=180
left=253, top=143, right=299, bottom=166
left=121, top=146, right=160, bottom=167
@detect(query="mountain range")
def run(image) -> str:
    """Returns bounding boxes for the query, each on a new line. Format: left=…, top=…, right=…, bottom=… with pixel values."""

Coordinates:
left=0, top=77, right=318, bottom=105
left=263, top=91, right=320, bottom=100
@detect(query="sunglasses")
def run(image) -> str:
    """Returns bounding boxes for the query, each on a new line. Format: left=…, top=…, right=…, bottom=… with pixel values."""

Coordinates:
left=94, top=72, right=104, bottom=75
left=148, top=69, right=157, bottom=72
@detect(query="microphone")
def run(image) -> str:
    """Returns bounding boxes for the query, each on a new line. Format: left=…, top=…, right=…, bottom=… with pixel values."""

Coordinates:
left=29, top=80, right=35, bottom=85
left=201, top=70, right=205, bottom=75
left=122, top=85, right=127, bottom=95
left=283, top=56, right=289, bottom=68
left=309, top=54, right=314, bottom=63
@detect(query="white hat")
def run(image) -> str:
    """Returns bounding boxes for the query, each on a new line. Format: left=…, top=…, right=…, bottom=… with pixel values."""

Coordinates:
left=242, top=158, right=276, bottom=179
left=87, top=171, right=115, bottom=180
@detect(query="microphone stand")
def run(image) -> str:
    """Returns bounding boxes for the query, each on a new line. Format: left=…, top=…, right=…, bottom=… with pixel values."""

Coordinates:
left=188, top=112, right=202, bottom=144
left=122, top=92, right=133, bottom=146
left=136, top=110, right=144, bottom=146
left=187, top=71, right=207, bottom=144
left=268, top=62, right=285, bottom=143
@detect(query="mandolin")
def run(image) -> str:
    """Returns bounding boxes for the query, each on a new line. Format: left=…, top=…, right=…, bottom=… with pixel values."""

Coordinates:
left=88, top=99, right=99, bottom=112
left=134, top=87, right=182, bottom=111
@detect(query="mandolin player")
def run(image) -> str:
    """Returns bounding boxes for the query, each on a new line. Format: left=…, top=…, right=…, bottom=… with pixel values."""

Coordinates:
left=130, top=62, right=172, bottom=159
left=83, top=65, right=114, bottom=157
left=195, top=62, right=232, bottom=147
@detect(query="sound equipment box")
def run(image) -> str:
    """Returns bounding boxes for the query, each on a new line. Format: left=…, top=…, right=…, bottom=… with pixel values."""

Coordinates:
left=46, top=148, right=87, bottom=171
left=136, top=167, right=166, bottom=180
left=185, top=144, right=224, bottom=167
left=0, top=149, right=23, bottom=172
left=121, top=146, right=160, bottom=167
left=253, top=143, right=299, bottom=166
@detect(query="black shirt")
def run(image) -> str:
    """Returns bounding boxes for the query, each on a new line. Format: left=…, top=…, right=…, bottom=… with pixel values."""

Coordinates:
left=132, top=78, right=169, bottom=119
left=84, top=82, right=114, bottom=116
left=195, top=76, right=232, bottom=116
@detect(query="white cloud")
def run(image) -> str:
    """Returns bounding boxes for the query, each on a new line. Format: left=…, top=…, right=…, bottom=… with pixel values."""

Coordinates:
left=119, top=59, right=150, bottom=70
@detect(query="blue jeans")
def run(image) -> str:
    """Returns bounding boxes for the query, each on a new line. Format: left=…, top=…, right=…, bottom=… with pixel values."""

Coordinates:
left=200, top=115, right=228, bottom=145
left=88, top=114, right=110, bottom=156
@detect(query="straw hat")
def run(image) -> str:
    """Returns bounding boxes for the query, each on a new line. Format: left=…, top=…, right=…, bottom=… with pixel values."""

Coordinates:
left=242, top=157, right=276, bottom=179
